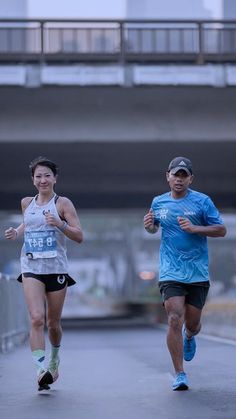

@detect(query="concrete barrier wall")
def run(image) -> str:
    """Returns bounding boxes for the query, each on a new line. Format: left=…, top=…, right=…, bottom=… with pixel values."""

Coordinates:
left=1, top=85, right=236, bottom=143
left=0, top=273, right=29, bottom=352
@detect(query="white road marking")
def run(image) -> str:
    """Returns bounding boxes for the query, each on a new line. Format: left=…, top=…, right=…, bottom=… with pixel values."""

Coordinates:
left=200, top=333, right=236, bottom=346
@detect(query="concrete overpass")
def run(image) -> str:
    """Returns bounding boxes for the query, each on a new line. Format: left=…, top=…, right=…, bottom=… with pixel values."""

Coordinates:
left=1, top=19, right=236, bottom=210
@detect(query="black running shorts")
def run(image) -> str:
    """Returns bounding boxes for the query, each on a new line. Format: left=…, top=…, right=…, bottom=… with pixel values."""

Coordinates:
left=158, top=280, right=210, bottom=309
left=17, top=273, right=76, bottom=292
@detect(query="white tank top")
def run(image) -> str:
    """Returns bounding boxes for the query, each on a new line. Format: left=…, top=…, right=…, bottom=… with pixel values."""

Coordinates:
left=21, top=194, right=68, bottom=274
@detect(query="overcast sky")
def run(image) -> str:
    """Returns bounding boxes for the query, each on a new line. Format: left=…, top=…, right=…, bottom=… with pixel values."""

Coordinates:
left=204, top=0, right=222, bottom=17
left=28, top=0, right=127, bottom=18
left=27, top=0, right=222, bottom=19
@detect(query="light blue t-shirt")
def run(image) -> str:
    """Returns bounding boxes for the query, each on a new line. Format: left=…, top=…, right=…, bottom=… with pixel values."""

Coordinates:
left=151, top=189, right=223, bottom=283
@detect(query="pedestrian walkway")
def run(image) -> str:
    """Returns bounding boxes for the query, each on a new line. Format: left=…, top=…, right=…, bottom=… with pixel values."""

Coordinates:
left=1, top=325, right=236, bottom=419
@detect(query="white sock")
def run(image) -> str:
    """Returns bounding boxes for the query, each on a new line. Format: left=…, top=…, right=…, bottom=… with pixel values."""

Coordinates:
left=32, top=349, right=46, bottom=376
left=49, top=344, right=60, bottom=362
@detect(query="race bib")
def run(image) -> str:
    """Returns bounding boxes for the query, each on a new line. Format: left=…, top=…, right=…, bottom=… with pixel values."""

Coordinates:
left=24, top=230, right=57, bottom=259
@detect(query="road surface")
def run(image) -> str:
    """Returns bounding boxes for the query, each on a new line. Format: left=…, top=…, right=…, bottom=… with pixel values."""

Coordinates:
left=0, top=324, right=235, bottom=419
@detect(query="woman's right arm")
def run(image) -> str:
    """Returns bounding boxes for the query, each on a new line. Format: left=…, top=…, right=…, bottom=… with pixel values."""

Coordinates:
left=4, top=196, right=32, bottom=240
left=5, top=223, right=24, bottom=240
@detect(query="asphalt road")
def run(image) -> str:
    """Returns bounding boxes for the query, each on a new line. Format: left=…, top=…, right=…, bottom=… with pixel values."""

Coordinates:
left=1, top=324, right=236, bottom=419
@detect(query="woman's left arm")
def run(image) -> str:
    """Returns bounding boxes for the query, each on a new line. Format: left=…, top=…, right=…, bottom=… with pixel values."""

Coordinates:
left=45, top=197, right=83, bottom=243
left=59, top=198, right=83, bottom=243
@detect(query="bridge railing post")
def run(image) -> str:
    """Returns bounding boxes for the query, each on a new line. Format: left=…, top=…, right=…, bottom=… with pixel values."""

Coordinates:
left=119, top=20, right=125, bottom=64
left=197, top=21, right=204, bottom=65
left=40, top=20, right=44, bottom=63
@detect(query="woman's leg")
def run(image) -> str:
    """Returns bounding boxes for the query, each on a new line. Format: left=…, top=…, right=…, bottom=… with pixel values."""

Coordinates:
left=46, top=286, right=67, bottom=381
left=46, top=286, right=67, bottom=346
left=22, top=276, right=46, bottom=350
left=22, top=276, right=47, bottom=382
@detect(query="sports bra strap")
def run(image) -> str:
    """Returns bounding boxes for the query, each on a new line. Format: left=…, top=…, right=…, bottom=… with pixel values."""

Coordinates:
left=54, top=195, right=64, bottom=221
left=25, top=196, right=34, bottom=209
left=54, top=194, right=59, bottom=204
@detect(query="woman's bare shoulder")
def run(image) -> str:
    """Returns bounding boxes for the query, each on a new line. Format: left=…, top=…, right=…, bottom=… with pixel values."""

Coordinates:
left=21, top=196, right=34, bottom=211
left=56, top=196, right=73, bottom=207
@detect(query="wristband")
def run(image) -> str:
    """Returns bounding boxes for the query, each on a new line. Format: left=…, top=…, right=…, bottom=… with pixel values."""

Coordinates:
left=59, top=221, right=68, bottom=232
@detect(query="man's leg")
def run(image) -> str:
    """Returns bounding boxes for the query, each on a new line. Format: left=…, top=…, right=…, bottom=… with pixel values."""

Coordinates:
left=164, top=296, right=186, bottom=373
left=184, top=304, right=202, bottom=337
left=185, top=283, right=209, bottom=337
left=183, top=304, right=202, bottom=361
left=165, top=296, right=189, bottom=390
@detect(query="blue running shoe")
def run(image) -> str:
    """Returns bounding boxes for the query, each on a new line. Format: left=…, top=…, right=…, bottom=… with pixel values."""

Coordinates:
left=172, top=372, right=189, bottom=391
left=183, top=329, right=196, bottom=361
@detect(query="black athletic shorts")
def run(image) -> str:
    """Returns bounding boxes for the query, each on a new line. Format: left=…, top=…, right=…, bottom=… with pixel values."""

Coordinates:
left=17, top=273, right=76, bottom=292
left=158, top=280, right=210, bottom=309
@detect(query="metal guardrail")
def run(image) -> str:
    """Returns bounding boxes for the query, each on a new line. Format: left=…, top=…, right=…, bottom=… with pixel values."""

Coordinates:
left=1, top=19, right=236, bottom=64
left=0, top=273, right=29, bottom=352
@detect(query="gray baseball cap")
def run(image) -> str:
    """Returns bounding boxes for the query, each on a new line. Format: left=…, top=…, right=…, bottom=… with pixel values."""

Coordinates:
left=168, top=157, right=193, bottom=175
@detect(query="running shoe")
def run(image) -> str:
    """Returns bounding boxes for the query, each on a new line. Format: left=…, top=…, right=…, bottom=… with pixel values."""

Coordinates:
left=183, top=329, right=196, bottom=361
left=48, top=357, right=60, bottom=383
left=38, top=370, right=53, bottom=387
left=38, top=383, right=51, bottom=391
left=172, top=372, right=189, bottom=391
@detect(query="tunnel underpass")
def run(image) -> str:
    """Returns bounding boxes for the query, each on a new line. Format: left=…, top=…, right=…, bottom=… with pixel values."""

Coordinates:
left=1, top=140, right=236, bottom=210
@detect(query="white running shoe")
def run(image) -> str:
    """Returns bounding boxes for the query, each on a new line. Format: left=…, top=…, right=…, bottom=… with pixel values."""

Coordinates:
left=48, top=357, right=60, bottom=382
